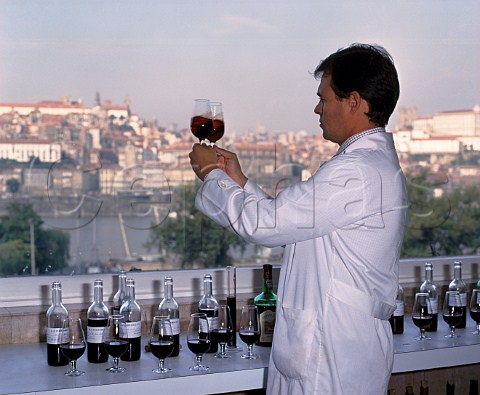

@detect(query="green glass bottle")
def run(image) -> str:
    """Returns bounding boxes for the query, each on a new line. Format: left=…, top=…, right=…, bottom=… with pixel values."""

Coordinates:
left=254, top=264, right=277, bottom=347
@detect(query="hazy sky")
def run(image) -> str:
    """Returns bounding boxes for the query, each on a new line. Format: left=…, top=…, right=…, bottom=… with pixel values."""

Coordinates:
left=0, top=0, right=479, bottom=135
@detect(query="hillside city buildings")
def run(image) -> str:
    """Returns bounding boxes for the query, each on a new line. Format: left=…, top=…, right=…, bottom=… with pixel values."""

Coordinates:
left=0, top=96, right=479, bottom=202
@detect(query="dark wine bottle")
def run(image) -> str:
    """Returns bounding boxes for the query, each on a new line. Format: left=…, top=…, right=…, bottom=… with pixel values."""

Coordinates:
left=87, top=279, right=109, bottom=363
left=405, top=385, right=414, bottom=395
left=389, top=283, right=404, bottom=334
left=198, top=273, right=218, bottom=353
left=420, top=380, right=429, bottom=395
left=46, top=281, right=69, bottom=366
left=446, top=381, right=455, bottom=395
left=254, top=264, right=277, bottom=347
left=111, top=269, right=127, bottom=315
left=448, top=261, right=467, bottom=328
left=419, top=263, right=438, bottom=331
left=158, top=276, right=180, bottom=357
left=226, top=266, right=238, bottom=350
left=120, top=278, right=142, bottom=361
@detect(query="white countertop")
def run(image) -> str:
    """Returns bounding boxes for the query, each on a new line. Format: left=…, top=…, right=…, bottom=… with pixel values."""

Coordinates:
left=1, top=319, right=480, bottom=395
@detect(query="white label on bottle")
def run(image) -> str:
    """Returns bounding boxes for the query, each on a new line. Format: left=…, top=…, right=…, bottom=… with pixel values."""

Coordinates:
left=428, top=298, right=438, bottom=314
left=477, top=294, right=480, bottom=305
left=207, top=317, right=219, bottom=331
left=460, top=292, right=467, bottom=306
left=46, top=327, right=69, bottom=344
left=199, top=317, right=209, bottom=332
left=259, top=309, right=275, bottom=343
left=393, top=300, right=404, bottom=316
left=123, top=321, right=141, bottom=338
left=169, top=318, right=180, bottom=335
left=450, top=294, right=463, bottom=307
left=87, top=326, right=105, bottom=343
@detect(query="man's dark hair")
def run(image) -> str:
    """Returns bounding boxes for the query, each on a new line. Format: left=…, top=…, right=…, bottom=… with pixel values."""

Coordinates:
left=314, top=43, right=400, bottom=126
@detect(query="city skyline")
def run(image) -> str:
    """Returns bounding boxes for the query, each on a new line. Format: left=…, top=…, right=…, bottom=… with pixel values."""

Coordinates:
left=0, top=0, right=479, bottom=135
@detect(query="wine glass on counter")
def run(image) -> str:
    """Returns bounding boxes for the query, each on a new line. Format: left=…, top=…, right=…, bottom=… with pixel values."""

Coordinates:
left=411, top=293, right=433, bottom=341
left=187, top=313, right=211, bottom=371
left=239, top=305, right=260, bottom=359
left=60, top=318, right=86, bottom=376
left=470, top=288, right=480, bottom=335
left=208, top=102, right=225, bottom=146
left=103, top=315, right=129, bottom=373
left=190, top=99, right=213, bottom=145
left=212, top=305, right=233, bottom=358
left=148, top=316, right=174, bottom=373
left=442, top=290, right=463, bottom=338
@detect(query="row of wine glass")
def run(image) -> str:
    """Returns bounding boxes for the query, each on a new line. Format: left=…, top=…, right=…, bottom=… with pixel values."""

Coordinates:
left=412, top=289, right=480, bottom=340
left=58, top=304, right=260, bottom=376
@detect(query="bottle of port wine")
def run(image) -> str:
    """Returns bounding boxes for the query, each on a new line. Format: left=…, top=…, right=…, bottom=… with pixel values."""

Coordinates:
left=389, top=283, right=404, bottom=334
left=120, top=278, right=142, bottom=361
left=198, top=273, right=219, bottom=353
left=46, top=281, right=69, bottom=366
left=419, top=263, right=438, bottom=332
left=112, top=269, right=127, bottom=315
left=449, top=260, right=467, bottom=328
left=226, top=266, right=239, bottom=350
left=254, top=264, right=277, bottom=347
left=87, top=279, right=109, bottom=363
left=158, top=276, right=180, bottom=357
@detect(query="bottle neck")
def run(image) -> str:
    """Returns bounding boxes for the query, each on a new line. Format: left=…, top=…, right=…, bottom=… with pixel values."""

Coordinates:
left=454, top=265, right=462, bottom=280
left=203, top=280, right=212, bottom=297
left=164, top=281, right=173, bottom=300
left=262, top=266, right=273, bottom=293
left=425, top=267, right=433, bottom=282
left=52, top=287, right=62, bottom=305
left=119, top=275, right=127, bottom=292
left=126, top=280, right=136, bottom=301
left=94, top=282, right=104, bottom=304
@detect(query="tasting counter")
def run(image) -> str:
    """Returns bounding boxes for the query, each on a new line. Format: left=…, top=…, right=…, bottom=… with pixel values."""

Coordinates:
left=1, top=320, right=480, bottom=395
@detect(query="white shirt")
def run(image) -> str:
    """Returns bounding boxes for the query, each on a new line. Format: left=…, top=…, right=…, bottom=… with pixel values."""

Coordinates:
left=196, top=131, right=408, bottom=394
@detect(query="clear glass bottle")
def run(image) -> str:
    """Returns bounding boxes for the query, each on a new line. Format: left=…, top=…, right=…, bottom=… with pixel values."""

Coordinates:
left=448, top=260, right=467, bottom=328
left=120, top=278, right=142, bottom=361
left=198, top=273, right=219, bottom=353
left=158, top=276, right=180, bottom=357
left=389, top=283, right=404, bottom=334
left=254, top=264, right=277, bottom=346
left=46, top=281, right=69, bottom=366
left=112, top=269, right=127, bottom=315
left=419, top=263, right=438, bottom=332
left=87, top=279, right=110, bottom=363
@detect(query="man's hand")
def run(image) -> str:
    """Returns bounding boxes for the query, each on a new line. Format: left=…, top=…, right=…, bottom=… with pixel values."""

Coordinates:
left=214, top=146, right=248, bottom=187
left=189, top=143, right=220, bottom=181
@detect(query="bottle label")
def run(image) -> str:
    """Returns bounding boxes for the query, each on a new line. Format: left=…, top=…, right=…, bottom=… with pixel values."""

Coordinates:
left=460, top=292, right=467, bottom=306
left=428, top=298, right=438, bottom=314
left=87, top=326, right=105, bottom=343
left=123, top=321, right=141, bottom=338
left=199, top=317, right=209, bottom=332
left=169, top=318, right=180, bottom=335
left=46, top=327, right=69, bottom=344
left=393, top=300, right=404, bottom=317
left=207, top=317, right=219, bottom=331
left=259, top=309, right=275, bottom=343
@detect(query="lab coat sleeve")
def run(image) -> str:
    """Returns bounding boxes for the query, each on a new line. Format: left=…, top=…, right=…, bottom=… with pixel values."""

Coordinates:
left=195, top=159, right=385, bottom=248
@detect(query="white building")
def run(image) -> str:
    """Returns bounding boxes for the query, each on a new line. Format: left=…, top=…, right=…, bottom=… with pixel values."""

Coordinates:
left=0, top=139, right=62, bottom=163
left=413, top=105, right=480, bottom=136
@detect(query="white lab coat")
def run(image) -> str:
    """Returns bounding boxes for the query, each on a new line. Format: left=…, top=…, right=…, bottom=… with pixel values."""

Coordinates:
left=195, top=132, right=408, bottom=394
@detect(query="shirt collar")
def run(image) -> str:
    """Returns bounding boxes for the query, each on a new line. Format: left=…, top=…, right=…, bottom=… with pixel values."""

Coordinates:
left=336, top=127, right=385, bottom=156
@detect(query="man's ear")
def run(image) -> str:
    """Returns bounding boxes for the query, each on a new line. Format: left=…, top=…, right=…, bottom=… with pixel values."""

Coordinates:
left=348, top=91, right=369, bottom=115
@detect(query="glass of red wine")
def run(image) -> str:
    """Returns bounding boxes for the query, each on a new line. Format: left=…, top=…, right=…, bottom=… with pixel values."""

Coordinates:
left=469, top=289, right=480, bottom=335
left=190, top=99, right=213, bottom=145
left=412, top=293, right=433, bottom=341
left=443, top=290, right=463, bottom=338
left=213, top=304, right=233, bottom=358
left=60, top=317, right=86, bottom=376
left=103, top=314, right=129, bottom=373
left=239, top=305, right=260, bottom=359
left=187, top=313, right=211, bottom=371
left=148, top=316, right=174, bottom=373
left=208, top=102, right=225, bottom=146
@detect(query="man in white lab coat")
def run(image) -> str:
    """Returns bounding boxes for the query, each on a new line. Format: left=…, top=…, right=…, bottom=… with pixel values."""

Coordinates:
left=189, top=43, right=408, bottom=394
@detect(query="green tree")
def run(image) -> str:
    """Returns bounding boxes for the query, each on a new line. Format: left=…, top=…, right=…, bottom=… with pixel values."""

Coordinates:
left=0, top=202, right=70, bottom=276
left=402, top=171, right=480, bottom=258
left=145, top=185, right=246, bottom=269
left=6, top=178, right=20, bottom=194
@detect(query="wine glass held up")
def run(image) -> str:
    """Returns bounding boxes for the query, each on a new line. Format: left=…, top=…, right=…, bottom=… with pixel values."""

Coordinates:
left=443, top=290, right=463, bottom=338
left=412, top=293, right=433, bottom=341
left=60, top=318, right=86, bottom=376
left=208, top=102, right=224, bottom=146
left=103, top=314, right=129, bottom=373
left=469, top=288, right=480, bottom=335
left=148, top=316, right=174, bottom=374
left=190, top=99, right=213, bottom=145
left=187, top=313, right=211, bottom=372
left=213, top=304, right=233, bottom=358
left=239, top=305, right=261, bottom=360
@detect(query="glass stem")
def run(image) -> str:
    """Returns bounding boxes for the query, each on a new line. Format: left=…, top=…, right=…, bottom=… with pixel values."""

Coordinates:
left=450, top=326, right=455, bottom=337
left=477, top=323, right=480, bottom=334
left=71, top=360, right=76, bottom=371
left=114, top=357, right=119, bottom=369
left=196, top=354, right=202, bottom=367
left=248, top=344, right=253, bottom=356
left=220, top=343, right=226, bottom=355
left=158, top=359, right=164, bottom=370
